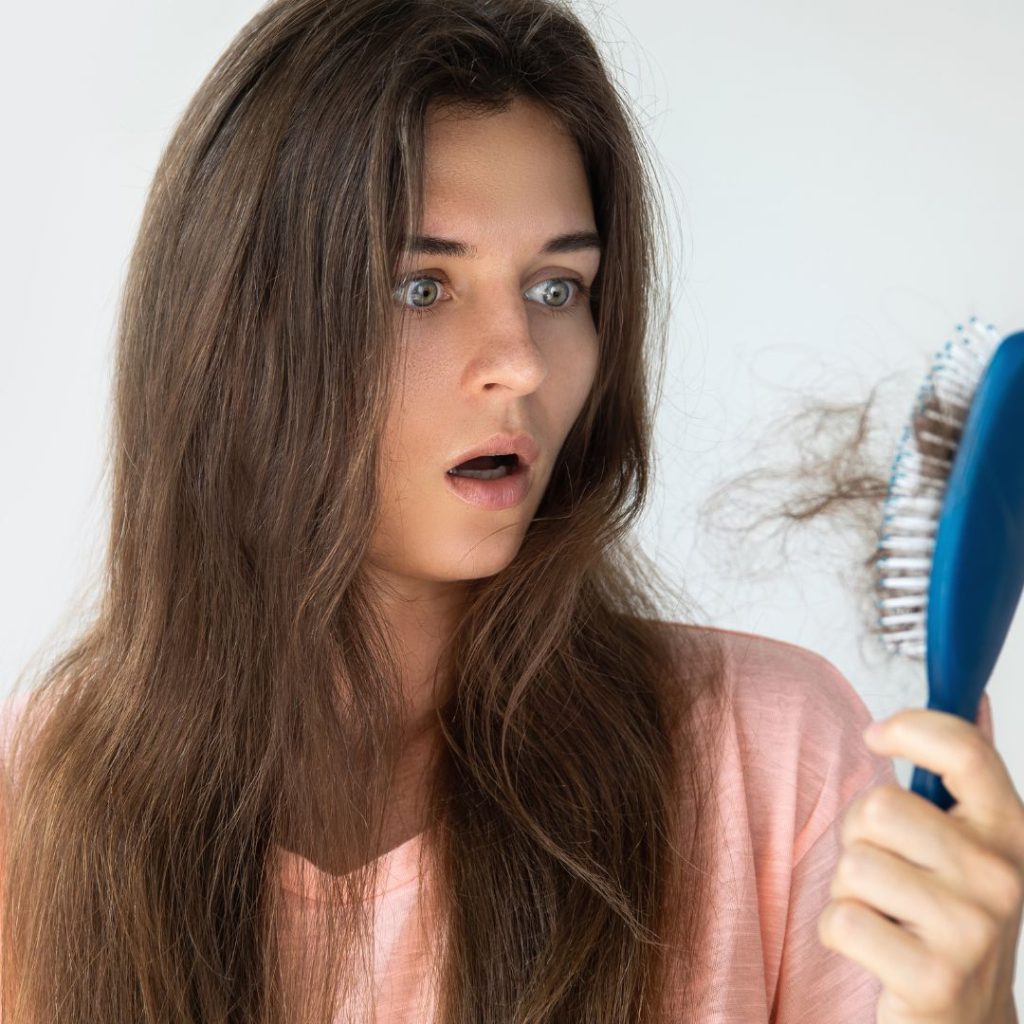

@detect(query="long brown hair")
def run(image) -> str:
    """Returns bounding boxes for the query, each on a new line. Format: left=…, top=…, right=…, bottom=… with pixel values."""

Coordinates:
left=0, top=0, right=732, bottom=1020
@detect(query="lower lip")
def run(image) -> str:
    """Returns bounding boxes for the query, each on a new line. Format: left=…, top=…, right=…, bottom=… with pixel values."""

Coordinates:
left=444, top=462, right=532, bottom=510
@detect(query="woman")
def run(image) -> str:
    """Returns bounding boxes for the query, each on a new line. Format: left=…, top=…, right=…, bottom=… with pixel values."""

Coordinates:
left=2, top=1, right=1015, bottom=1022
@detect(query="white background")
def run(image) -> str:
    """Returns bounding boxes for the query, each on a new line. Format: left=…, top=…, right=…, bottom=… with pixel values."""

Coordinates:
left=2, top=0, right=1022, bottom=1006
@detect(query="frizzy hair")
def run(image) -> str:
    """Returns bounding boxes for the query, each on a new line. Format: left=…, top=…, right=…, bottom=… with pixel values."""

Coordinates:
left=695, top=366, right=952, bottom=689
left=0, top=1, right=732, bottom=1022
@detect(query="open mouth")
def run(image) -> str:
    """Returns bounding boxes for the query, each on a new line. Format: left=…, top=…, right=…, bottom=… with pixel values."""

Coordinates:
left=446, top=453, right=522, bottom=480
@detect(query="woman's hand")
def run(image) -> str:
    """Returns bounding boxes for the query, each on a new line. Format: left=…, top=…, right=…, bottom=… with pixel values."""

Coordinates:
left=817, top=707, right=1024, bottom=1023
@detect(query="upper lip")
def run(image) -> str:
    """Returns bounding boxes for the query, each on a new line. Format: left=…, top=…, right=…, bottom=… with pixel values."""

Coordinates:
left=448, top=431, right=540, bottom=470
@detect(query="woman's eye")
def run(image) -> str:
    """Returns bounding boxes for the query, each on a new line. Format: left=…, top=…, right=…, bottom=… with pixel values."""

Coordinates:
left=392, top=276, right=592, bottom=317
left=527, top=278, right=582, bottom=311
left=394, top=277, right=444, bottom=313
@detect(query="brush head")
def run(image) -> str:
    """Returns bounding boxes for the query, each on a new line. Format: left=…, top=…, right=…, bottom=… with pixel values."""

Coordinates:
left=873, top=317, right=1001, bottom=659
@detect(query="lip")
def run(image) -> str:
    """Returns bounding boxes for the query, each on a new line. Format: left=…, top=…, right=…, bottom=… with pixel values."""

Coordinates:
left=446, top=431, right=540, bottom=472
left=444, top=459, right=532, bottom=510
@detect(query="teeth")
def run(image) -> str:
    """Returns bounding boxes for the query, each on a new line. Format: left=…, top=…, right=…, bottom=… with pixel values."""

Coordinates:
left=448, top=465, right=513, bottom=480
left=448, top=453, right=518, bottom=476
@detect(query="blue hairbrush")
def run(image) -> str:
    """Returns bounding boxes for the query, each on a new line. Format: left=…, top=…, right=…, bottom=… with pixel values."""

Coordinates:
left=874, top=317, right=1024, bottom=810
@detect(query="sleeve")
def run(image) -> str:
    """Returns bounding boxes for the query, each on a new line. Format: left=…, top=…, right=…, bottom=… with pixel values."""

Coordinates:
left=770, top=670, right=996, bottom=1024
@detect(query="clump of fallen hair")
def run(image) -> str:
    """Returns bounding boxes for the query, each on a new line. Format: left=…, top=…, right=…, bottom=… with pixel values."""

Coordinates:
left=695, top=367, right=930, bottom=670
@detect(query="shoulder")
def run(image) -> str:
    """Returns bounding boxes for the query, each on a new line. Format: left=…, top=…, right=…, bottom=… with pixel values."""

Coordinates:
left=710, top=626, right=877, bottom=745
left=661, top=620, right=877, bottom=736
left=660, top=622, right=897, bottom=862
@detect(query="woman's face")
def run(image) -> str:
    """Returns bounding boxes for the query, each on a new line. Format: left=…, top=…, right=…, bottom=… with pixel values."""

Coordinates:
left=367, top=96, right=601, bottom=595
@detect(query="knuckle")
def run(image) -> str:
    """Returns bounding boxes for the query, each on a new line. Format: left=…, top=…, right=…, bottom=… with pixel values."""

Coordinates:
left=861, top=784, right=898, bottom=826
left=990, top=858, right=1024, bottom=915
left=839, top=842, right=872, bottom=885
left=928, top=963, right=965, bottom=1009
left=956, top=736, right=991, bottom=775
left=958, top=902, right=999, bottom=957
left=913, top=945, right=969, bottom=1008
left=829, top=900, right=859, bottom=935
left=1014, top=803, right=1024, bottom=855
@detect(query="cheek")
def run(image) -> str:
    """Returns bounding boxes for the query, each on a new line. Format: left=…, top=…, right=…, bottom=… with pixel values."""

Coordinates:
left=394, top=341, right=454, bottom=422
left=375, top=375, right=449, bottom=513
left=376, top=386, right=417, bottom=496
left=555, top=330, right=600, bottom=409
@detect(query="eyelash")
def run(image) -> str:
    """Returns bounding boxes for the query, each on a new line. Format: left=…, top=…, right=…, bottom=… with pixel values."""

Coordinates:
left=393, top=275, right=593, bottom=318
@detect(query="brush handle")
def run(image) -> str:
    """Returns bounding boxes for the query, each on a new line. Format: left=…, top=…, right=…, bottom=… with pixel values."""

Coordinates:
left=911, top=767, right=957, bottom=810
left=909, top=699, right=974, bottom=811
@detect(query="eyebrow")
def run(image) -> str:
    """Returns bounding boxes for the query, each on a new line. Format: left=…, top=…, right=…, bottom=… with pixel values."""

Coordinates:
left=401, top=230, right=602, bottom=259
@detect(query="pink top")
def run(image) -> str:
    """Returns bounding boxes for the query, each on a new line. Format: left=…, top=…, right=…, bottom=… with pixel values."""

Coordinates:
left=275, top=626, right=995, bottom=1022
left=0, top=626, right=997, bottom=1023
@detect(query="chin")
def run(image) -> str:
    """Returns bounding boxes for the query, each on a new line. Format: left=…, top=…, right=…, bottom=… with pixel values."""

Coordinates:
left=437, top=537, right=527, bottom=580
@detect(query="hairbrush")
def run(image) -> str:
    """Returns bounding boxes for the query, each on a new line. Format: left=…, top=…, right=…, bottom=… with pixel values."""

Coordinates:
left=873, top=316, right=1024, bottom=810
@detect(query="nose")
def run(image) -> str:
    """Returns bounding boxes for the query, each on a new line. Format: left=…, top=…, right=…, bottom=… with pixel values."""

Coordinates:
left=462, top=293, right=548, bottom=395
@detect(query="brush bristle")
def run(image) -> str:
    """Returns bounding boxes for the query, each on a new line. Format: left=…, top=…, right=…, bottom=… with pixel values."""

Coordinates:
left=873, top=317, right=1001, bottom=659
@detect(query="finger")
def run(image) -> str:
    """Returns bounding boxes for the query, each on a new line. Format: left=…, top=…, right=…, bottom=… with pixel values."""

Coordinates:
left=843, top=782, right=1023, bottom=917
left=864, top=709, right=1020, bottom=836
left=976, top=691, right=994, bottom=745
left=829, top=835, right=1007, bottom=957
left=818, top=897, right=934, bottom=1009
